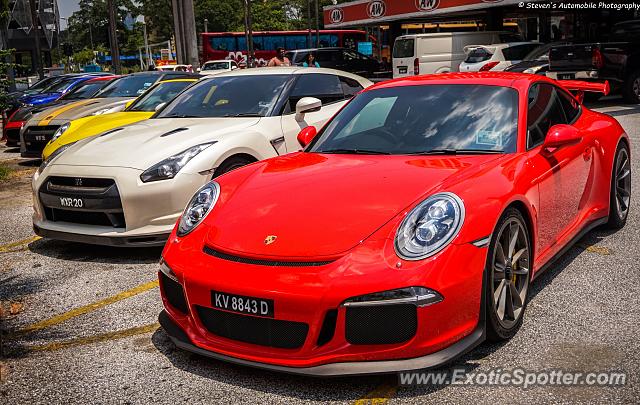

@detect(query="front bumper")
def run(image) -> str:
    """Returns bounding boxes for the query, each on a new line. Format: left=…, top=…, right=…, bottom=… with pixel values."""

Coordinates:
left=32, top=164, right=210, bottom=246
left=159, top=231, right=487, bottom=375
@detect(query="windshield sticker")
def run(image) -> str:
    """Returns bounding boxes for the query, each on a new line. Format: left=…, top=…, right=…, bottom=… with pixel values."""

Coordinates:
left=476, top=130, right=503, bottom=147
left=215, top=99, right=229, bottom=106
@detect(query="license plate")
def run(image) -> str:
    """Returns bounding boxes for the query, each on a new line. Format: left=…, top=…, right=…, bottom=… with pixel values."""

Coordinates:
left=59, top=197, right=84, bottom=208
left=398, top=66, right=407, bottom=74
left=34, top=135, right=47, bottom=141
left=211, top=290, right=274, bottom=318
left=558, top=73, right=575, bottom=80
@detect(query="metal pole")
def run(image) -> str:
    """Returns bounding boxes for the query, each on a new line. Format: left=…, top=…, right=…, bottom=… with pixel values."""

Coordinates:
left=143, top=21, right=150, bottom=66
left=204, top=18, right=208, bottom=33
left=315, top=0, right=320, bottom=47
left=243, top=0, right=254, bottom=67
left=28, top=0, right=44, bottom=79
left=171, top=0, right=184, bottom=64
left=107, top=0, right=121, bottom=74
left=182, top=0, right=199, bottom=69
left=307, top=0, right=312, bottom=48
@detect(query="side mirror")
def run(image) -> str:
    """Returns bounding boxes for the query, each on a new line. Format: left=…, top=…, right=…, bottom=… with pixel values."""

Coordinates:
left=155, top=102, right=167, bottom=112
left=295, top=97, right=322, bottom=122
left=543, top=124, right=582, bottom=150
left=297, top=126, right=317, bottom=148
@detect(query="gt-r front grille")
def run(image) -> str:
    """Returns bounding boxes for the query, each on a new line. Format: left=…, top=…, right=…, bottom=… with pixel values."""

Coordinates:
left=194, top=305, right=309, bottom=349
left=22, top=125, right=60, bottom=154
left=159, top=272, right=188, bottom=314
left=345, top=304, right=417, bottom=345
left=203, top=246, right=334, bottom=267
left=39, top=176, right=126, bottom=228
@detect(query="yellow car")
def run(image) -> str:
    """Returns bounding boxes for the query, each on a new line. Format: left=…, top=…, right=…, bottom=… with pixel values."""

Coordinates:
left=42, top=78, right=198, bottom=160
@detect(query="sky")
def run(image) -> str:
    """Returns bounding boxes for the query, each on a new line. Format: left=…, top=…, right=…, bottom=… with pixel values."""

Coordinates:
left=58, top=0, right=80, bottom=29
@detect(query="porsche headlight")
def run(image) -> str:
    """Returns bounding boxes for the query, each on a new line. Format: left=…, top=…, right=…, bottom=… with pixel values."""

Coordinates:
left=38, top=142, right=77, bottom=174
left=51, top=122, right=70, bottom=141
left=177, top=182, right=220, bottom=236
left=140, top=142, right=216, bottom=183
left=394, top=192, right=465, bottom=260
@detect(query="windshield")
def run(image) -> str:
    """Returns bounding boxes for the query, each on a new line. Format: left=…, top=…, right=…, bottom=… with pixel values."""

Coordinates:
left=202, top=62, right=229, bottom=70
left=127, top=81, right=194, bottom=112
left=502, top=44, right=541, bottom=61
left=522, top=42, right=567, bottom=61
left=309, top=85, right=518, bottom=155
left=157, top=75, right=290, bottom=118
left=42, top=77, right=77, bottom=93
left=28, top=76, right=60, bottom=92
left=60, top=80, right=112, bottom=100
left=95, top=74, right=157, bottom=98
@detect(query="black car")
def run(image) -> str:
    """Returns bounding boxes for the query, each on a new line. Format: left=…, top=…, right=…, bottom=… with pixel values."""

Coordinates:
left=286, top=47, right=381, bottom=77
left=504, top=42, right=571, bottom=75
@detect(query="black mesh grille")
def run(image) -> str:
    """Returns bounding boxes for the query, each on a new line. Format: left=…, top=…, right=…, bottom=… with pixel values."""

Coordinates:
left=203, top=246, right=334, bottom=267
left=43, top=207, right=125, bottom=227
left=316, top=309, right=338, bottom=346
left=23, top=125, right=60, bottom=153
left=159, top=272, right=188, bottom=314
left=345, top=304, right=417, bottom=345
left=195, top=305, right=309, bottom=349
left=5, top=128, right=20, bottom=143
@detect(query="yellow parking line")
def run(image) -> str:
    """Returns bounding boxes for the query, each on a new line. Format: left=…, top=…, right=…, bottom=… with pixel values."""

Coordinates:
left=0, top=236, right=42, bottom=253
left=29, top=323, right=160, bottom=352
left=16, top=280, right=159, bottom=335
left=578, top=243, right=612, bottom=255
left=354, top=382, right=398, bottom=405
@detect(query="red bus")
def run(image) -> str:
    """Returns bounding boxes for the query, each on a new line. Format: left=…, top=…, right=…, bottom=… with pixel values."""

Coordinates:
left=201, top=30, right=372, bottom=66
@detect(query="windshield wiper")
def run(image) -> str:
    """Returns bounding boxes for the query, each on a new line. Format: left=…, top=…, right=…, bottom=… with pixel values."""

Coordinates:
left=406, top=148, right=505, bottom=155
left=222, top=113, right=263, bottom=117
left=317, top=148, right=391, bottom=155
left=161, top=114, right=202, bottom=118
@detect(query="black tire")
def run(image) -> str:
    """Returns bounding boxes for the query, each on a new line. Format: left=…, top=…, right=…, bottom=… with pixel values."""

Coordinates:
left=606, top=142, right=631, bottom=229
left=622, top=69, right=640, bottom=104
left=213, top=156, right=254, bottom=178
left=485, top=208, right=532, bottom=342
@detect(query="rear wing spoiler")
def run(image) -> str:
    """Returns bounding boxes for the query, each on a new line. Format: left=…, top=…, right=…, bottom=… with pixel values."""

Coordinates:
left=559, top=80, right=610, bottom=103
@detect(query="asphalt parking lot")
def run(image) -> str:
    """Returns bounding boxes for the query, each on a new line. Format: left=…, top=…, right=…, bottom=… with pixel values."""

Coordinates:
left=1, top=98, right=639, bottom=404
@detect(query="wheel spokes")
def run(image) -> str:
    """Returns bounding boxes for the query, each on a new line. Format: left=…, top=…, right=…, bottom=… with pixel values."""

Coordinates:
left=512, top=247, right=527, bottom=265
left=508, top=224, right=519, bottom=259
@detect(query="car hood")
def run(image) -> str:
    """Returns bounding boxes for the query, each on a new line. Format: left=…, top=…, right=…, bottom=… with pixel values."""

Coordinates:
left=204, top=152, right=502, bottom=259
left=21, top=92, right=61, bottom=105
left=66, top=111, right=154, bottom=139
left=51, top=117, right=261, bottom=169
left=27, top=97, right=131, bottom=124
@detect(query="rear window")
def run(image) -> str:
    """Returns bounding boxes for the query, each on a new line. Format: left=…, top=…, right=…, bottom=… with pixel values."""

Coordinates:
left=502, top=44, right=542, bottom=61
left=393, top=39, right=414, bottom=58
left=465, top=48, right=493, bottom=64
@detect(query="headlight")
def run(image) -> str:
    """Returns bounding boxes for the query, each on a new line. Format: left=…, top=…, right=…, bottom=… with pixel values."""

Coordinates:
left=177, top=182, right=220, bottom=236
left=394, top=192, right=464, bottom=260
left=140, top=142, right=215, bottom=183
left=51, top=122, right=70, bottom=141
left=38, top=142, right=77, bottom=174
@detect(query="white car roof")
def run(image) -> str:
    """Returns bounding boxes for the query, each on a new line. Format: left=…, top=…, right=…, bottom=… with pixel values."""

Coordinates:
left=207, top=66, right=373, bottom=86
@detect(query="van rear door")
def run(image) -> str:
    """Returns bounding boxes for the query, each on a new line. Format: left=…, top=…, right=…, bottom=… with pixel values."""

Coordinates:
left=392, top=37, right=415, bottom=78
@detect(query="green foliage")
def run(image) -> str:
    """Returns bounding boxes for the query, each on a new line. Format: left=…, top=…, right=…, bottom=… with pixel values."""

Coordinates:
left=72, top=48, right=96, bottom=65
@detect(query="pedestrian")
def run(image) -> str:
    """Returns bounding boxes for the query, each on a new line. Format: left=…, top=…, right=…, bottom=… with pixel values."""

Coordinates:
left=302, top=53, right=319, bottom=68
left=267, top=47, right=291, bottom=67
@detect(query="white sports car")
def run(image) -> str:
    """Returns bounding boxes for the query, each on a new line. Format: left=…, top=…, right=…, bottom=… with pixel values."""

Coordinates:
left=32, top=67, right=372, bottom=246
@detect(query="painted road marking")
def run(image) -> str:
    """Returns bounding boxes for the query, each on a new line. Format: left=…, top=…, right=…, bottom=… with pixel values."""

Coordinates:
left=16, top=280, right=159, bottom=335
left=29, top=323, right=160, bottom=352
left=354, top=381, right=398, bottom=405
left=578, top=243, right=612, bottom=255
left=0, top=236, right=41, bottom=253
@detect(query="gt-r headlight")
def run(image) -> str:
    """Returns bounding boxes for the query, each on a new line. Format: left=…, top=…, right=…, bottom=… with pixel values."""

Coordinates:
left=38, top=142, right=77, bottom=174
left=51, top=122, right=70, bottom=141
left=177, top=182, right=220, bottom=236
left=394, top=192, right=465, bottom=260
left=140, top=142, right=216, bottom=183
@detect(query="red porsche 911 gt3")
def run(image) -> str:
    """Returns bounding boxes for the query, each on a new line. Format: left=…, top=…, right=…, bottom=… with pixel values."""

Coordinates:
left=158, top=72, right=630, bottom=376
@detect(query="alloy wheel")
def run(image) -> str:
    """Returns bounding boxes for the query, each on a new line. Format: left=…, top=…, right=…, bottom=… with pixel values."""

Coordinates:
left=615, top=147, right=631, bottom=220
left=491, top=217, right=530, bottom=329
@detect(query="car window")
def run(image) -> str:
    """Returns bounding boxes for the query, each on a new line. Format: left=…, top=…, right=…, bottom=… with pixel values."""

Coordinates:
left=502, top=44, right=541, bottom=61
left=393, top=38, right=414, bottom=58
left=287, top=73, right=344, bottom=111
left=315, top=50, right=338, bottom=63
left=127, top=81, right=193, bottom=112
left=527, top=83, right=568, bottom=149
left=310, top=84, right=518, bottom=154
left=464, top=48, right=493, bottom=64
left=339, top=76, right=364, bottom=99
left=556, top=88, right=581, bottom=124
left=96, top=75, right=158, bottom=98
left=42, top=77, right=77, bottom=93
left=60, top=80, right=111, bottom=100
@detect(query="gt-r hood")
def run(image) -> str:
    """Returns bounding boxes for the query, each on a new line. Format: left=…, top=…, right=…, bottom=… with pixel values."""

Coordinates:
left=50, top=117, right=261, bottom=169
left=27, top=97, right=131, bottom=124
left=205, top=153, right=503, bottom=259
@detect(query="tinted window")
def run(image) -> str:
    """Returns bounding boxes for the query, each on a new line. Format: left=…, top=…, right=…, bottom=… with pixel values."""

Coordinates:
left=319, top=34, right=338, bottom=47
left=157, top=75, right=289, bottom=118
left=557, top=89, right=581, bottom=123
left=96, top=74, right=158, bottom=98
left=288, top=74, right=343, bottom=110
left=393, top=39, right=414, bottom=58
left=42, top=77, right=78, bottom=93
left=527, top=83, right=567, bottom=149
left=315, top=50, right=339, bottom=63
left=238, top=36, right=263, bottom=51
left=502, top=44, right=542, bottom=61
left=60, top=80, right=111, bottom=100
left=210, top=36, right=237, bottom=51
left=285, top=35, right=308, bottom=49
left=465, top=48, right=492, bottom=64
left=263, top=35, right=285, bottom=51
left=127, top=81, right=193, bottom=112
left=202, top=62, right=229, bottom=71
left=310, top=85, right=518, bottom=154
left=339, top=76, right=364, bottom=98
left=29, top=76, right=59, bottom=91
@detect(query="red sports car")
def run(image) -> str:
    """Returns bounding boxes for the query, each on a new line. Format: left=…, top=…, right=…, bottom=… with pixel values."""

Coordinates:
left=158, top=72, right=630, bottom=376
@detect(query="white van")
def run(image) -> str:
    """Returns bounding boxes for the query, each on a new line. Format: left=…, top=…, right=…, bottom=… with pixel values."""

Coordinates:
left=392, top=31, right=522, bottom=78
